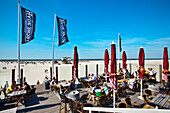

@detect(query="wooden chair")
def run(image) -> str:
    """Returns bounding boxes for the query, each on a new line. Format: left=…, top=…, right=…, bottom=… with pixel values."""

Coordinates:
left=76, top=93, right=89, bottom=113
left=142, top=94, right=155, bottom=109
left=28, top=88, right=36, bottom=97
left=105, top=89, right=112, bottom=100
left=125, top=97, right=141, bottom=108
left=94, top=94, right=105, bottom=106
left=116, top=87, right=123, bottom=100
left=145, top=89, right=154, bottom=101
left=59, top=94, right=73, bottom=113
left=121, top=85, right=127, bottom=97
left=118, top=102, right=126, bottom=108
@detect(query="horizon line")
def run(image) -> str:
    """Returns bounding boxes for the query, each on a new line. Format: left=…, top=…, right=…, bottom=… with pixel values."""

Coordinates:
left=0, top=58, right=169, bottom=61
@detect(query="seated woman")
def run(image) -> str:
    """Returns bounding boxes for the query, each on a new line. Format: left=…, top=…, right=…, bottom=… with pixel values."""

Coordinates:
left=23, top=82, right=31, bottom=93
left=160, top=76, right=170, bottom=93
left=128, top=75, right=136, bottom=90
left=50, top=77, right=62, bottom=93
left=101, top=83, right=109, bottom=95
left=6, top=81, right=19, bottom=94
left=147, top=68, right=156, bottom=84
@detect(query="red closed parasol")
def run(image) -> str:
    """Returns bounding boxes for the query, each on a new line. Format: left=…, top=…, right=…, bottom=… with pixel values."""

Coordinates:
left=163, top=46, right=169, bottom=72
left=122, top=51, right=127, bottom=69
left=163, top=46, right=169, bottom=82
left=104, top=49, right=109, bottom=73
left=110, top=42, right=117, bottom=90
left=73, top=45, right=78, bottom=78
left=137, top=47, right=145, bottom=79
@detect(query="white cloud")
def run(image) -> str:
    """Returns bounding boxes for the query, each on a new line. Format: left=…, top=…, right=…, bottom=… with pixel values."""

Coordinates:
left=43, top=37, right=52, bottom=41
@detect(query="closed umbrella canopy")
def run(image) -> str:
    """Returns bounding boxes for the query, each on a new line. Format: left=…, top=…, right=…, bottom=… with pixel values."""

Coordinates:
left=122, top=51, right=127, bottom=69
left=163, top=46, right=169, bottom=72
left=137, top=47, right=145, bottom=79
left=110, top=42, right=117, bottom=90
left=163, top=46, right=169, bottom=82
left=73, top=45, right=78, bottom=78
left=104, top=49, right=109, bottom=73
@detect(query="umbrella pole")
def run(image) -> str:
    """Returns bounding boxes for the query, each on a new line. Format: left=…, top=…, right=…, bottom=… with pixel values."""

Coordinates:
left=113, top=89, right=115, bottom=108
left=138, top=78, right=143, bottom=99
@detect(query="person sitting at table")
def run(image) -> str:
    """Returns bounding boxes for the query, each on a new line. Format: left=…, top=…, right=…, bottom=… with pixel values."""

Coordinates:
left=148, top=68, right=156, bottom=84
left=50, top=77, right=62, bottom=93
left=6, top=81, right=19, bottom=94
left=91, top=73, right=97, bottom=81
left=165, top=76, right=170, bottom=89
left=128, top=75, right=136, bottom=90
left=93, top=84, right=102, bottom=96
left=160, top=76, right=170, bottom=93
left=101, top=83, right=109, bottom=95
left=23, top=82, right=31, bottom=93
left=120, top=80, right=127, bottom=87
left=91, top=84, right=102, bottom=104
left=125, top=69, right=130, bottom=78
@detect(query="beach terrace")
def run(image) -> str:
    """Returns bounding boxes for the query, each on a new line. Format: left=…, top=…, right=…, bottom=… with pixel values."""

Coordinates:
left=0, top=77, right=169, bottom=113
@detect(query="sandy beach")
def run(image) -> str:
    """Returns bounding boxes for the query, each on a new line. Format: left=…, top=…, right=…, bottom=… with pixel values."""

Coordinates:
left=0, top=59, right=169, bottom=88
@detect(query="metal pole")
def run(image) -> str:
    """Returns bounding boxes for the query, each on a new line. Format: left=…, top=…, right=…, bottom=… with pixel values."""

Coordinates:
left=118, top=32, right=121, bottom=71
left=52, top=13, right=56, bottom=78
left=17, top=1, right=20, bottom=85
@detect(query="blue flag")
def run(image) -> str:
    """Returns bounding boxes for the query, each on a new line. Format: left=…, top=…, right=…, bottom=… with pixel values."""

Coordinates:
left=21, top=7, right=36, bottom=44
left=57, top=17, right=69, bottom=46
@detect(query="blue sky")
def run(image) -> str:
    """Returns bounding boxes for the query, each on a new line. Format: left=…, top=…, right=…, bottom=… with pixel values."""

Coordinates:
left=0, top=0, right=170, bottom=59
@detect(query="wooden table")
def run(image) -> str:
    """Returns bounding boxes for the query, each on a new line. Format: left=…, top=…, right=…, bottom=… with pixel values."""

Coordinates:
left=80, top=77, right=96, bottom=86
left=150, top=93, right=170, bottom=109
left=7, top=90, right=27, bottom=106
left=60, top=82, right=71, bottom=93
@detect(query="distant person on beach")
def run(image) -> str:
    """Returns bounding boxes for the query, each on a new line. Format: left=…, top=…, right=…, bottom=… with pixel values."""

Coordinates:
left=6, top=81, right=19, bottom=94
left=50, top=77, right=62, bottom=93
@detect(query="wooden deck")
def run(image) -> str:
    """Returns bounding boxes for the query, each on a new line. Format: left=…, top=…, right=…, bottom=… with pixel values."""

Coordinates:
left=0, top=83, right=169, bottom=113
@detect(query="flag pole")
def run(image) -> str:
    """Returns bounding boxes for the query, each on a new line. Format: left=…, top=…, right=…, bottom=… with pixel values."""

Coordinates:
left=118, top=32, right=120, bottom=70
left=17, top=1, right=21, bottom=85
left=52, top=13, right=56, bottom=79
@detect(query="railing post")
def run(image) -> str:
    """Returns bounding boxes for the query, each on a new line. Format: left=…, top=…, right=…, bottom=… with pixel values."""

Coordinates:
left=56, top=66, right=58, bottom=84
left=20, top=69, right=23, bottom=87
left=159, top=65, right=162, bottom=82
left=50, top=67, right=52, bottom=81
left=86, top=65, right=88, bottom=77
left=130, top=63, right=132, bottom=74
left=12, top=69, right=15, bottom=83
left=96, top=64, right=98, bottom=75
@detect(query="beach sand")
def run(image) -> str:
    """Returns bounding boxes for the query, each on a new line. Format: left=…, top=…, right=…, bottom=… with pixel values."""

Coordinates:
left=0, top=60, right=169, bottom=88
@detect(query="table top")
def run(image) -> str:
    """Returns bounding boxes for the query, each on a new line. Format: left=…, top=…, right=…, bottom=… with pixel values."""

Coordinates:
left=60, top=82, right=70, bottom=87
left=68, top=91, right=80, bottom=101
left=80, top=77, right=95, bottom=82
left=7, top=90, right=27, bottom=97
left=150, top=93, right=170, bottom=109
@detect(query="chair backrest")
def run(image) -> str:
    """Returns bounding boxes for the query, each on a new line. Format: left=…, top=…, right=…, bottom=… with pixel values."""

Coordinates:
left=118, top=102, right=126, bottom=108
left=82, top=93, right=89, bottom=100
left=142, top=94, right=147, bottom=104
left=145, top=89, right=152, bottom=95
left=80, top=93, right=89, bottom=103
left=125, top=97, right=132, bottom=106
left=59, top=93, right=67, bottom=101
left=28, top=88, right=36, bottom=95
